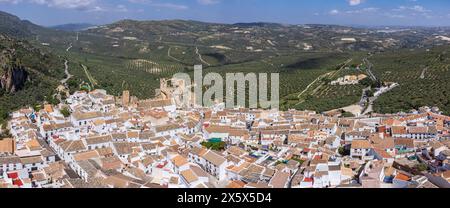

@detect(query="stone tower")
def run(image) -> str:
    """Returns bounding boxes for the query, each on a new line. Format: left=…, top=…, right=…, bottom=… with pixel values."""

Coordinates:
left=122, top=90, right=130, bottom=107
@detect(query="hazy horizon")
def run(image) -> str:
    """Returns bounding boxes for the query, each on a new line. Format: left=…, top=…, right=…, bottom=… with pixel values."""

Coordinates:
left=0, top=0, right=449, bottom=27
left=42, top=18, right=450, bottom=29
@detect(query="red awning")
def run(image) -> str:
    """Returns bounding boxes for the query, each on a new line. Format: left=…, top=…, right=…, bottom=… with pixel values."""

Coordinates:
left=303, top=177, right=314, bottom=183
left=7, top=172, right=18, bottom=179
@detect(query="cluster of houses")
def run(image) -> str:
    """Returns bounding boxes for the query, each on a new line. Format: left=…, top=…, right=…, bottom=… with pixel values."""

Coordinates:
left=1, top=89, right=449, bottom=188
left=330, top=74, right=368, bottom=86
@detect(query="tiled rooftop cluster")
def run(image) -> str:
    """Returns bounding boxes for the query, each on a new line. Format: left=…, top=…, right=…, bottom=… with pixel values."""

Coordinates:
left=1, top=89, right=449, bottom=188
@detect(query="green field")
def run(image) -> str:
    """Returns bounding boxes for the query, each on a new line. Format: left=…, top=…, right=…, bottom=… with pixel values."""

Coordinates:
left=44, top=33, right=450, bottom=115
left=2, top=11, right=450, bottom=118
left=371, top=47, right=450, bottom=114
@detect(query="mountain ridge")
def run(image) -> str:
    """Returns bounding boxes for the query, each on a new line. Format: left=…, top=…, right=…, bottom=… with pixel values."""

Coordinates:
left=50, top=23, right=97, bottom=31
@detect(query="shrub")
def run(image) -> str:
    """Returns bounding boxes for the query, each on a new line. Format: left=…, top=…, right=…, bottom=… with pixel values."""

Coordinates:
left=60, top=107, right=71, bottom=118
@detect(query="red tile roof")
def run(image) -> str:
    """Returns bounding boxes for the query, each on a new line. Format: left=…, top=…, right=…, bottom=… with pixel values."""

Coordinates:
left=12, top=179, right=23, bottom=187
left=392, top=126, right=407, bottom=135
left=395, top=173, right=410, bottom=181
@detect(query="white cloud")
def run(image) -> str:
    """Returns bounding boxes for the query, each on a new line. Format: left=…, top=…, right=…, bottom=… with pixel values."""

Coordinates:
left=127, top=0, right=189, bottom=10
left=0, top=0, right=102, bottom=10
left=393, top=5, right=431, bottom=13
left=0, top=0, right=130, bottom=13
left=86, top=5, right=104, bottom=12
left=0, top=0, right=22, bottom=4
left=30, top=0, right=97, bottom=10
left=410, top=5, right=429, bottom=13
left=347, top=0, right=363, bottom=6
left=197, top=0, right=220, bottom=5
left=329, top=9, right=340, bottom=15
left=385, top=13, right=406, bottom=19
left=128, top=0, right=150, bottom=3
left=151, top=3, right=188, bottom=10
left=346, top=7, right=378, bottom=14
left=115, top=4, right=128, bottom=12
left=388, top=4, right=434, bottom=19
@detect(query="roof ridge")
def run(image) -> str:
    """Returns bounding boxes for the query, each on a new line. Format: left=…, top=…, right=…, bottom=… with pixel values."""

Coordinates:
left=65, top=140, right=75, bottom=152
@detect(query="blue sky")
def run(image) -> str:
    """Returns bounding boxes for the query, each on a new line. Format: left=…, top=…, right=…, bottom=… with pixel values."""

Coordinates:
left=0, top=0, right=449, bottom=26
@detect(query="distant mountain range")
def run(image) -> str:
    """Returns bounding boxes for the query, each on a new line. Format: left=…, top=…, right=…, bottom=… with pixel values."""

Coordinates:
left=1, top=10, right=450, bottom=52
left=0, top=11, right=49, bottom=38
left=83, top=18, right=450, bottom=53
left=50, top=23, right=97, bottom=32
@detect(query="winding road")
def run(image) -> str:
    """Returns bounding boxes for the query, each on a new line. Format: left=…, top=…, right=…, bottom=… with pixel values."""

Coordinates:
left=362, top=83, right=399, bottom=115
left=54, top=43, right=74, bottom=102
left=358, top=55, right=399, bottom=115
left=336, top=55, right=398, bottom=116
left=66, top=43, right=72, bottom=52
left=61, top=43, right=73, bottom=86
left=196, top=46, right=211, bottom=66
left=363, top=56, right=377, bottom=81
left=60, top=60, right=73, bottom=85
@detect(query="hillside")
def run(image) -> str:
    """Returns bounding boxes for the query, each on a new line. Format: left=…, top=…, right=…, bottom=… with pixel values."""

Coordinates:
left=0, top=11, right=40, bottom=38
left=85, top=20, right=450, bottom=53
left=371, top=47, right=450, bottom=114
left=58, top=19, right=450, bottom=72
left=70, top=19, right=450, bottom=113
left=0, top=34, right=65, bottom=124
left=1, top=10, right=450, bottom=117
left=0, top=11, right=60, bottom=38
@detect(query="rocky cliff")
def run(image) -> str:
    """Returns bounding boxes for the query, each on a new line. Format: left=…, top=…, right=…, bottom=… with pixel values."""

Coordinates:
left=1, top=63, right=29, bottom=93
left=0, top=32, right=65, bottom=124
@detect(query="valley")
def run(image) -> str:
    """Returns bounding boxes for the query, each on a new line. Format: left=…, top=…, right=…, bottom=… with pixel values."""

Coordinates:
left=0, top=10, right=450, bottom=125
